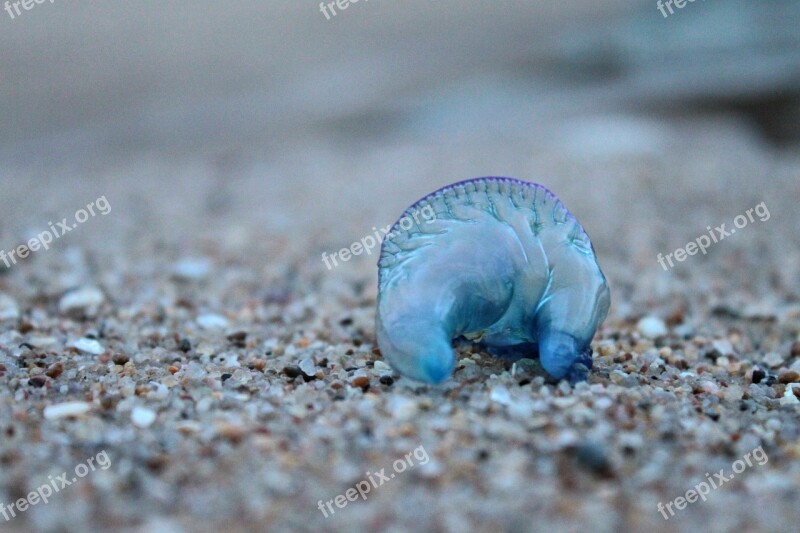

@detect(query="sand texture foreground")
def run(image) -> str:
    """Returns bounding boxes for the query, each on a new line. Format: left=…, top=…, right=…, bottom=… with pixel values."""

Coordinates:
left=1, top=123, right=799, bottom=532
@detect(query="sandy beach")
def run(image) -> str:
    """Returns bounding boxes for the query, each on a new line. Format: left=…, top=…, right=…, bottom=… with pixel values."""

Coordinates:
left=1, top=1, right=800, bottom=531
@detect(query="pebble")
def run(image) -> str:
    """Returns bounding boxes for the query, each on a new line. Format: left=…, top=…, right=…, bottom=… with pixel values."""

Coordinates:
left=216, top=422, right=247, bottom=443
left=515, top=358, right=541, bottom=374
left=298, top=358, right=316, bottom=377
left=723, top=384, right=743, bottom=402
left=283, top=365, right=302, bottom=379
left=226, top=331, right=248, bottom=346
left=791, top=341, right=800, bottom=358
left=351, top=376, right=370, bottom=389
left=45, top=362, right=64, bottom=378
left=575, top=442, right=614, bottom=477
left=552, top=396, right=579, bottom=408
left=217, top=353, right=240, bottom=368
left=779, top=385, right=800, bottom=406
left=594, top=396, right=614, bottom=409
left=618, top=432, right=644, bottom=451
left=172, top=258, right=212, bottom=281
left=637, top=316, right=667, bottom=339
left=44, top=402, right=92, bottom=420
left=621, top=374, right=640, bottom=388
left=197, top=313, right=229, bottom=329
left=711, top=339, right=735, bottom=357
left=387, top=396, right=418, bottom=419
left=764, top=352, right=785, bottom=368
left=373, top=360, right=391, bottom=372
left=28, top=375, right=47, bottom=388
left=28, top=336, right=57, bottom=348
left=417, top=459, right=444, bottom=480
left=71, top=337, right=105, bottom=355
left=148, top=382, right=170, bottom=400
left=554, top=429, right=579, bottom=448
left=490, top=386, right=513, bottom=406
left=778, top=370, right=800, bottom=384
left=507, top=400, right=534, bottom=420
left=699, top=381, right=719, bottom=395
left=0, top=294, right=19, bottom=321
left=59, top=287, right=105, bottom=316
left=131, top=407, right=157, bottom=428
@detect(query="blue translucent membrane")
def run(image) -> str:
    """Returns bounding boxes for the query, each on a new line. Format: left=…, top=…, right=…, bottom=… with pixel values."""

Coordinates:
left=377, top=177, right=610, bottom=384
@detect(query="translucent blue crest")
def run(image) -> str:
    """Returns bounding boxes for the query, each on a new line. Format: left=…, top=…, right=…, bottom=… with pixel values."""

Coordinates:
left=377, top=177, right=610, bottom=384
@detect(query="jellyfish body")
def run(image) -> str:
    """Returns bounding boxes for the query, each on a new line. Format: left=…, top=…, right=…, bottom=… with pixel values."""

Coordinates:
left=376, top=177, right=610, bottom=384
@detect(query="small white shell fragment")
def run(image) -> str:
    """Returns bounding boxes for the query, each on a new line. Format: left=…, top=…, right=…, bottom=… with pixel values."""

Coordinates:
left=594, top=396, right=614, bottom=409
left=373, top=360, right=391, bottom=372
left=490, top=386, right=513, bottom=406
left=387, top=396, right=418, bottom=420
left=131, top=407, right=157, bottom=428
left=637, top=316, right=668, bottom=339
left=71, top=337, right=105, bottom=355
left=27, top=336, right=58, bottom=348
left=711, top=339, right=735, bottom=356
left=218, top=353, right=240, bottom=368
left=197, top=313, right=229, bottom=330
left=764, top=352, right=784, bottom=368
left=298, top=358, right=316, bottom=377
left=780, top=385, right=799, bottom=406
left=148, top=382, right=170, bottom=401
left=724, top=384, right=744, bottom=402
left=552, top=396, right=579, bottom=408
left=59, top=287, right=105, bottom=316
left=172, top=258, right=212, bottom=281
left=699, top=381, right=719, bottom=395
left=417, top=459, right=444, bottom=480
left=507, top=399, right=534, bottom=420
left=44, top=402, right=92, bottom=420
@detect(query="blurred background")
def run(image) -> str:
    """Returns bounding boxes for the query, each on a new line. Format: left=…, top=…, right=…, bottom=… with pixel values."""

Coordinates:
left=2, top=0, right=799, bottom=265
